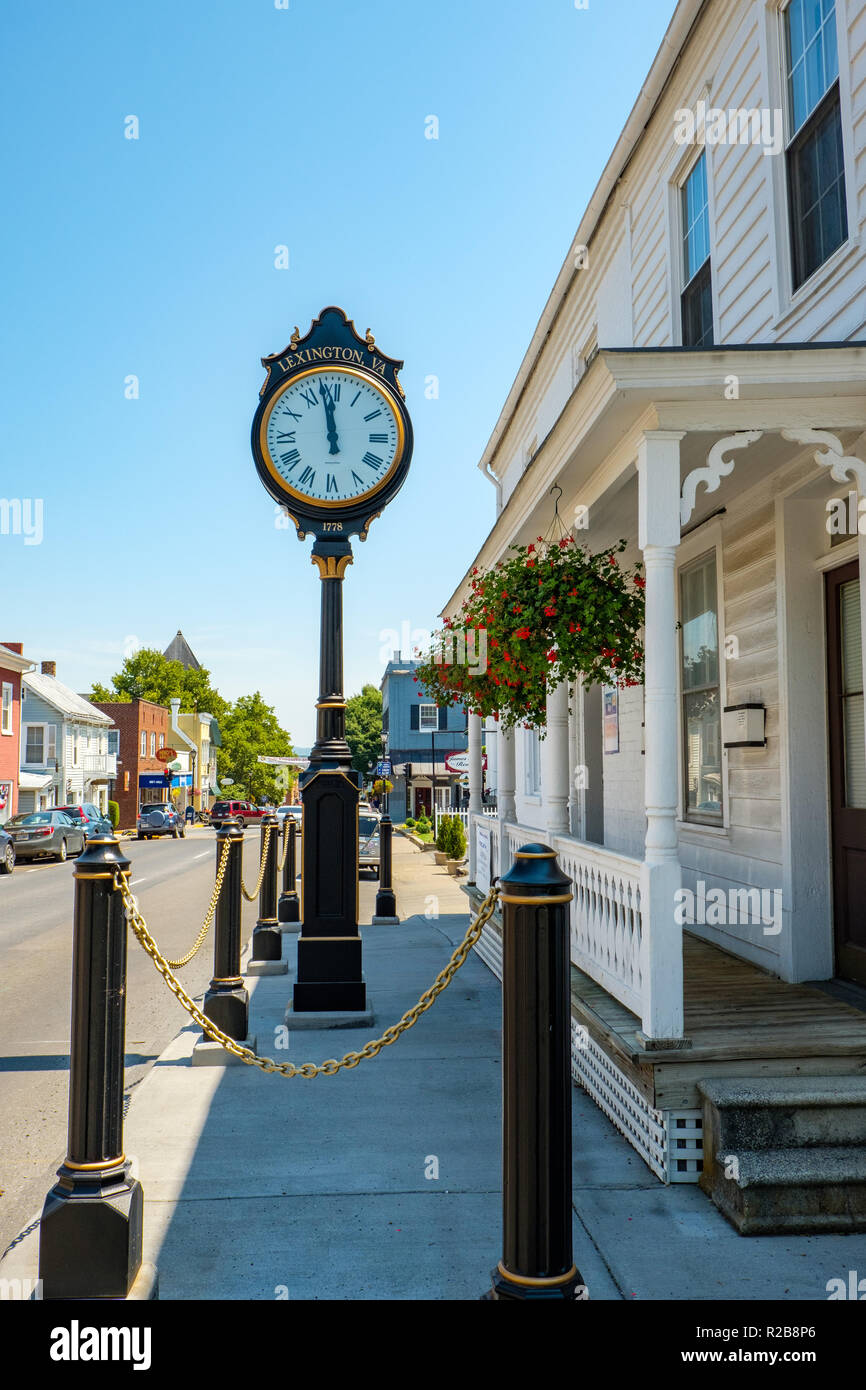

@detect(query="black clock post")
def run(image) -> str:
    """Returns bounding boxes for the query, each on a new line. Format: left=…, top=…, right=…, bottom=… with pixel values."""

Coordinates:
left=251, top=307, right=413, bottom=1020
left=293, top=534, right=367, bottom=1013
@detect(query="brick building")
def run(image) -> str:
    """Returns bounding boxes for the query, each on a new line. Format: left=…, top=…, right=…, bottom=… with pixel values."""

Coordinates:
left=0, top=642, right=35, bottom=824
left=93, top=699, right=172, bottom=829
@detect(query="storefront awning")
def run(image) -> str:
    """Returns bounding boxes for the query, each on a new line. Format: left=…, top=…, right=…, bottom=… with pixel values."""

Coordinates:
left=19, top=771, right=54, bottom=790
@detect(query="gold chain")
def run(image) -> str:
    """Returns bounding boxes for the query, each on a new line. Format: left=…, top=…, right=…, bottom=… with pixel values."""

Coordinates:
left=163, top=836, right=232, bottom=970
left=241, top=825, right=273, bottom=901
left=276, top=818, right=291, bottom=872
left=115, top=870, right=500, bottom=1077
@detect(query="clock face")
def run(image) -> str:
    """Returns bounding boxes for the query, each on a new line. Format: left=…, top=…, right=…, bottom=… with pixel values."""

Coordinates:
left=261, top=367, right=404, bottom=507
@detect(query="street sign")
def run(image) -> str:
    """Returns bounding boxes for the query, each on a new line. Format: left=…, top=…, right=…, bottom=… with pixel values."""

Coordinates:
left=156, top=747, right=177, bottom=764
left=375, top=759, right=392, bottom=777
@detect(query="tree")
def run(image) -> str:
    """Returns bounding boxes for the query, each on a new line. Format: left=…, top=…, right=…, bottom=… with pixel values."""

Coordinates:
left=345, top=684, right=383, bottom=775
left=87, top=648, right=229, bottom=723
left=218, top=692, right=293, bottom=803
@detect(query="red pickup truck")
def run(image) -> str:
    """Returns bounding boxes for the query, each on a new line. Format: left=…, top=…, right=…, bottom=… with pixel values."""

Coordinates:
left=209, top=799, right=267, bottom=829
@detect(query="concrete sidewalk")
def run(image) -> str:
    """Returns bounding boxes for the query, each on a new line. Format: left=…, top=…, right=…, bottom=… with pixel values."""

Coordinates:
left=4, top=836, right=866, bottom=1300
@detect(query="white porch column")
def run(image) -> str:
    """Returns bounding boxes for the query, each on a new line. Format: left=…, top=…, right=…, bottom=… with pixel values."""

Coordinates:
left=498, top=724, right=516, bottom=878
left=543, top=679, right=570, bottom=841
left=637, top=431, right=687, bottom=1046
left=467, top=712, right=483, bottom=882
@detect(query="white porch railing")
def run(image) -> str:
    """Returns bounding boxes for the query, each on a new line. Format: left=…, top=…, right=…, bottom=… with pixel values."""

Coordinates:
left=551, top=832, right=643, bottom=1018
left=492, top=818, right=645, bottom=1020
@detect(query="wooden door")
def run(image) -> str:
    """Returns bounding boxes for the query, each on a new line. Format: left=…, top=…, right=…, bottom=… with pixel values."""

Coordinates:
left=826, top=561, right=866, bottom=986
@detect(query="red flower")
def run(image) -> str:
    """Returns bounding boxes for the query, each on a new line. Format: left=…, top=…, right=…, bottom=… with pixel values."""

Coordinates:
left=527, top=560, right=535, bottom=568
left=514, top=627, right=531, bottom=639
left=547, top=649, right=557, bottom=662
left=569, top=621, right=581, bottom=633
left=633, top=577, right=646, bottom=589
left=512, top=604, right=521, bottom=614
left=568, top=588, right=577, bottom=597
left=544, top=605, right=556, bottom=617
left=527, top=544, right=535, bottom=554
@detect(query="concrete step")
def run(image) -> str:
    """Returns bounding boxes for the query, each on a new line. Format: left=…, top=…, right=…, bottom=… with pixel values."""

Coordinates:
left=698, top=1076, right=866, bottom=1150
left=700, top=1145, right=866, bottom=1235
left=698, top=1077, right=866, bottom=1233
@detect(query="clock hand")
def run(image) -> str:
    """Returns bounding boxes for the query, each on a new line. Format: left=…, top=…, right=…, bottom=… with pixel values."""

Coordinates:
left=319, top=382, right=340, bottom=455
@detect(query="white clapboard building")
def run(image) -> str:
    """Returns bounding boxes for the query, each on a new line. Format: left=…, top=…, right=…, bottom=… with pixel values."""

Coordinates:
left=444, top=0, right=866, bottom=1230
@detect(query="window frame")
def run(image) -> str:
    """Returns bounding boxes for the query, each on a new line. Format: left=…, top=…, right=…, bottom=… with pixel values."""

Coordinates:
left=1, top=682, right=12, bottom=735
left=762, top=0, right=857, bottom=326
left=140, top=729, right=147, bottom=758
left=418, top=703, right=439, bottom=733
left=23, top=722, right=57, bottom=767
left=676, top=524, right=730, bottom=833
left=679, top=150, right=714, bottom=348
left=662, top=125, right=720, bottom=346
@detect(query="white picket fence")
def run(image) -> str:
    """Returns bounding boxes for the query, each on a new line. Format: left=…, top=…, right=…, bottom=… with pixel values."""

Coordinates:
left=433, top=804, right=496, bottom=839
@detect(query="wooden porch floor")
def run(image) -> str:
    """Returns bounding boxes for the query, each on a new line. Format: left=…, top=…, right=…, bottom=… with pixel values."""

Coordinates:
left=571, top=933, right=866, bottom=1110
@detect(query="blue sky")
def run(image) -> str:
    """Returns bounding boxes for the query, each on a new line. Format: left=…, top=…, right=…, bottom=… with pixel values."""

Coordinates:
left=0, top=0, right=674, bottom=747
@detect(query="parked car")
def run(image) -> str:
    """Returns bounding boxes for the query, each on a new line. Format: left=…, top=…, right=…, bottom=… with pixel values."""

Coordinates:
left=359, top=813, right=380, bottom=878
left=3, top=810, right=86, bottom=862
left=137, top=802, right=186, bottom=840
left=275, top=804, right=302, bottom=827
left=57, top=803, right=112, bottom=840
left=209, top=800, right=266, bottom=829
left=0, top=825, right=14, bottom=874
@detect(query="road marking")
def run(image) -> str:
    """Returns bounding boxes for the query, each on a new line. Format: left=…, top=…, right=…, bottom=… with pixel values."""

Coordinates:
left=193, top=851, right=210, bottom=861
left=130, top=877, right=148, bottom=886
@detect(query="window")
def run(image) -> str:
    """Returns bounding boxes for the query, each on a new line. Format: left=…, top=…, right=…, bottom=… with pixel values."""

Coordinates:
left=150, top=732, right=156, bottom=757
left=1, top=683, right=12, bottom=735
left=24, top=724, right=56, bottom=765
left=419, top=704, right=439, bottom=732
left=158, top=732, right=165, bottom=749
left=140, top=730, right=147, bottom=758
left=680, top=551, right=723, bottom=824
left=525, top=729, right=541, bottom=795
left=72, top=730, right=80, bottom=766
left=108, top=729, right=119, bottom=756
left=784, top=0, right=847, bottom=290
left=680, top=153, right=713, bottom=347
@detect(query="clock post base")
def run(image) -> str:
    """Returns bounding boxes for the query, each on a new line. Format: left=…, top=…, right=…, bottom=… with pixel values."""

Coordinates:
left=291, top=981, right=367, bottom=1013
left=293, top=935, right=365, bottom=1013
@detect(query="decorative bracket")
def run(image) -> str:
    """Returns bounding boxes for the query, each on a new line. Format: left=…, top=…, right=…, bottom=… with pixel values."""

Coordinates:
left=781, top=428, right=866, bottom=493
left=680, top=431, right=763, bottom=526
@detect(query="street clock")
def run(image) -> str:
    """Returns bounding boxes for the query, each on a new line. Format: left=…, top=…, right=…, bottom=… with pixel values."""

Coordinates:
left=251, top=306, right=413, bottom=541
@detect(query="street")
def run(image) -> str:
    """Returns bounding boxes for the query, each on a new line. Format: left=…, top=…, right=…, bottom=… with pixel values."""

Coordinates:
left=0, top=826, right=269, bottom=1257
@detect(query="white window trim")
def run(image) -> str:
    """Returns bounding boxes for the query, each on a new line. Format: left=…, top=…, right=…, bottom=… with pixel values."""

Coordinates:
left=140, top=730, right=147, bottom=758
left=661, top=104, right=720, bottom=347
left=675, top=520, right=730, bottom=833
left=1, top=682, right=12, bottom=735
left=418, top=703, right=438, bottom=733
left=761, top=0, right=859, bottom=328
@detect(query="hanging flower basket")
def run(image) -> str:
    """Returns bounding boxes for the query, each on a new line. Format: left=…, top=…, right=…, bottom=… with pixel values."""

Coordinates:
left=415, top=536, right=645, bottom=732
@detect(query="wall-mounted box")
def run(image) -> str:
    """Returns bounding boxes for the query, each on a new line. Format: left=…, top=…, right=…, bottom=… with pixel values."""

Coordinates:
left=723, top=703, right=766, bottom=749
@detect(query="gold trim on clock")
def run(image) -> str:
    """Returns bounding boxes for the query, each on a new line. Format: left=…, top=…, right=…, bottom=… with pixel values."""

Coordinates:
left=259, top=365, right=406, bottom=510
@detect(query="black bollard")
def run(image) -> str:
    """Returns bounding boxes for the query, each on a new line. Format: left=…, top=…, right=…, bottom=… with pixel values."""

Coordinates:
left=372, top=813, right=399, bottom=923
left=38, top=836, right=149, bottom=1299
left=484, top=842, right=584, bottom=1301
left=251, top=813, right=282, bottom=961
left=277, top=816, right=301, bottom=926
left=203, top=819, right=248, bottom=1039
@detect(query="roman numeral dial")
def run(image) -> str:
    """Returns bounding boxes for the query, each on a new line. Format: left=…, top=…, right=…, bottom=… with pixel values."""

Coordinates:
left=263, top=368, right=402, bottom=506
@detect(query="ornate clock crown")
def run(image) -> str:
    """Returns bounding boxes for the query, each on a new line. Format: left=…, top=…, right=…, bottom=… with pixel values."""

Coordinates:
left=259, top=306, right=405, bottom=401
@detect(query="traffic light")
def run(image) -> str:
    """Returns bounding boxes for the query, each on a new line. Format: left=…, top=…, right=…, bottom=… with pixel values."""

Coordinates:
left=404, top=763, right=412, bottom=780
